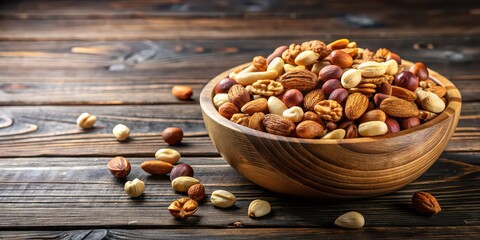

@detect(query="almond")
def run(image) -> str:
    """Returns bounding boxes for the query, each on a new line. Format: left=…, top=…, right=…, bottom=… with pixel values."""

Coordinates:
left=344, top=93, right=369, bottom=120
left=228, top=84, right=250, bottom=108
left=391, top=86, right=417, bottom=101
left=141, top=160, right=173, bottom=175
left=263, top=114, right=295, bottom=136
left=304, top=89, right=325, bottom=111
left=278, top=69, right=319, bottom=91
left=412, top=192, right=441, bottom=215
left=172, top=85, right=193, bottom=100
left=241, top=98, right=268, bottom=114
left=295, top=120, right=324, bottom=139
left=379, top=97, right=419, bottom=118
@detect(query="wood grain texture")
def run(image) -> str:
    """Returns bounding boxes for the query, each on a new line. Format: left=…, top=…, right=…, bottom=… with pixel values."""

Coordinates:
left=0, top=153, right=478, bottom=229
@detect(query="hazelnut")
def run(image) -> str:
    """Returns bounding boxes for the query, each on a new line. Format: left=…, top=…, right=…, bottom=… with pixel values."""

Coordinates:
left=395, top=71, right=419, bottom=92
left=215, top=78, right=237, bottom=94
left=385, top=118, right=400, bottom=133
left=170, top=163, right=194, bottom=181
left=172, top=85, right=193, bottom=100
left=409, top=62, right=429, bottom=81
left=124, top=178, right=145, bottom=197
left=219, top=102, right=239, bottom=119
left=282, top=89, right=303, bottom=108
left=112, top=124, right=130, bottom=141
left=168, top=197, right=198, bottom=220
left=210, top=190, right=237, bottom=208
left=328, top=88, right=348, bottom=105
left=107, top=156, right=131, bottom=178
left=386, top=52, right=402, bottom=65
left=163, top=127, right=183, bottom=145
left=188, top=183, right=205, bottom=201
left=329, top=50, right=353, bottom=68
left=76, top=112, right=97, bottom=129
left=302, top=111, right=324, bottom=125
left=155, top=148, right=181, bottom=164
left=318, top=65, right=343, bottom=82
left=248, top=199, right=271, bottom=218
left=400, top=116, right=420, bottom=130
left=322, top=79, right=342, bottom=95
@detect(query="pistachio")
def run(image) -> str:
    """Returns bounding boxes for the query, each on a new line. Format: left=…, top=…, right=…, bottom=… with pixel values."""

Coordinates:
left=210, top=190, right=236, bottom=208
left=248, top=199, right=271, bottom=218
left=171, top=176, right=200, bottom=193
left=155, top=148, right=181, bottom=164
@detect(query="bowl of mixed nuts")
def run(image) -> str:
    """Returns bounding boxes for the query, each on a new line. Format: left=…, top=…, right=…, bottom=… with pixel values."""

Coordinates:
left=200, top=39, right=461, bottom=198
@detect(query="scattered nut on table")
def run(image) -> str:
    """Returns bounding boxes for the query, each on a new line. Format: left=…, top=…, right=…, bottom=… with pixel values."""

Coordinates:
left=112, top=124, right=130, bottom=141
left=171, top=176, right=200, bottom=192
left=412, top=192, right=441, bottom=215
left=168, top=197, right=198, bottom=220
left=210, top=190, right=236, bottom=208
left=248, top=199, right=271, bottom=218
left=76, top=112, right=97, bottom=129
left=170, top=163, right=194, bottom=181
left=188, top=183, right=205, bottom=201
left=334, top=211, right=365, bottom=229
left=124, top=178, right=145, bottom=197
left=163, top=127, right=184, bottom=145
left=172, top=85, right=193, bottom=100
left=107, top=156, right=131, bottom=178
left=155, top=148, right=181, bottom=164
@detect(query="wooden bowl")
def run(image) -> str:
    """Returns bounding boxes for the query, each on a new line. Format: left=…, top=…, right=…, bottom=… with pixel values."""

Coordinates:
left=200, top=61, right=461, bottom=198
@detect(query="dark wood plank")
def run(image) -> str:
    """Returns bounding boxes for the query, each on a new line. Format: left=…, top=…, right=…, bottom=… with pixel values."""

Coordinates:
left=0, top=152, right=478, bottom=229
left=1, top=226, right=480, bottom=240
left=0, top=103, right=478, bottom=157
left=0, top=37, right=478, bottom=105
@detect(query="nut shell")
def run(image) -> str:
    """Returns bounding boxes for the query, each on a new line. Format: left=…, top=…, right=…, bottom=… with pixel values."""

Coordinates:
left=278, top=69, right=319, bottom=92
left=263, top=114, right=295, bottom=136
left=228, top=84, right=250, bottom=108
left=168, top=197, right=199, bottom=219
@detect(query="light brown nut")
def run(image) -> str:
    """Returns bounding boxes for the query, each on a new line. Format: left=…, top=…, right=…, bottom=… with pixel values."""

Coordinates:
left=263, top=114, right=295, bottom=136
left=172, top=85, right=193, bottom=100
left=296, top=120, right=324, bottom=139
left=281, top=43, right=302, bottom=65
left=345, top=124, right=359, bottom=138
left=248, top=112, right=266, bottom=131
left=213, top=93, right=230, bottom=108
left=412, top=192, right=441, bottom=216
left=415, top=87, right=437, bottom=104
left=141, top=160, right=173, bottom=175
left=228, top=66, right=243, bottom=79
left=283, top=63, right=296, bottom=72
left=314, top=100, right=343, bottom=122
left=329, top=50, right=353, bottom=68
left=168, top=197, right=198, bottom=219
left=112, top=124, right=130, bottom=141
left=248, top=199, right=271, bottom=218
left=282, top=89, right=304, bottom=108
left=341, top=47, right=359, bottom=58
left=163, top=127, right=183, bottom=145
left=250, top=80, right=284, bottom=97
left=344, top=93, right=369, bottom=120
left=358, top=61, right=386, bottom=77
left=409, top=62, right=429, bottom=81
left=155, top=148, right=181, bottom=164
left=427, top=85, right=447, bottom=98
left=235, top=70, right=278, bottom=86
left=267, top=45, right=288, bottom=63
left=421, top=94, right=446, bottom=113
left=302, top=111, right=323, bottom=125
left=380, top=97, right=419, bottom=118
left=295, top=50, right=320, bottom=66
left=241, top=98, right=268, bottom=114
left=188, top=183, right=205, bottom=201
left=359, top=109, right=387, bottom=124
left=267, top=57, right=285, bottom=75
left=282, top=106, right=304, bottom=123
left=334, top=211, right=365, bottom=229
left=374, top=48, right=391, bottom=62
left=219, top=102, right=239, bottom=119
left=252, top=56, right=268, bottom=71
left=311, top=61, right=331, bottom=74
left=228, top=84, right=250, bottom=108
left=346, top=41, right=357, bottom=48
left=300, top=40, right=331, bottom=59
left=267, top=96, right=288, bottom=115
left=171, top=176, right=200, bottom=192
left=278, top=69, right=319, bottom=91
left=419, top=110, right=437, bottom=122
left=107, top=156, right=131, bottom=178
left=384, top=59, right=398, bottom=75
left=391, top=86, right=417, bottom=101
left=124, top=178, right=145, bottom=197
left=211, top=190, right=237, bottom=208
left=360, top=74, right=394, bottom=85
left=77, top=112, right=97, bottom=129
left=341, top=69, right=362, bottom=88
left=322, top=129, right=346, bottom=139
left=358, top=121, right=388, bottom=137
left=230, top=113, right=251, bottom=127
left=304, top=89, right=325, bottom=111
left=327, top=38, right=349, bottom=50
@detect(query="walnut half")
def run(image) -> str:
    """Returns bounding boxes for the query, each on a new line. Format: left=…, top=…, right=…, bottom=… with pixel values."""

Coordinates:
left=250, top=80, right=284, bottom=96
left=314, top=100, right=343, bottom=122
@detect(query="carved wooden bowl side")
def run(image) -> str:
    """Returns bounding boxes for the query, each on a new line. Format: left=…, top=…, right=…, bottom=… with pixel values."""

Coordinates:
left=200, top=61, right=461, bottom=198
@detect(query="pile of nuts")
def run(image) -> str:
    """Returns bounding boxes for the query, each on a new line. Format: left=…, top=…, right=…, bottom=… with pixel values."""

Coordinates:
left=213, top=38, right=448, bottom=139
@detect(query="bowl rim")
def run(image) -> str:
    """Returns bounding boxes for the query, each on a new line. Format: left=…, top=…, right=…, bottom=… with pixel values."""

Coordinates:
left=200, top=60, right=462, bottom=144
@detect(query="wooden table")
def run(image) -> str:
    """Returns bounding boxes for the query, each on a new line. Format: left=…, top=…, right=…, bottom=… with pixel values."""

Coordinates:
left=0, top=1, right=478, bottom=239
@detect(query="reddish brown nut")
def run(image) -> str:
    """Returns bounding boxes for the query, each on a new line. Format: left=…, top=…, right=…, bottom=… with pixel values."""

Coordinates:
left=188, top=183, right=205, bottom=201
left=219, top=102, right=239, bottom=119
left=322, top=79, right=342, bottom=95
left=170, top=163, right=194, bottom=181
left=172, top=85, right=193, bottom=100
left=141, top=160, right=173, bottom=175
left=385, top=118, right=400, bottom=133
left=328, top=88, right=348, bottom=105
left=380, top=82, right=392, bottom=95
left=329, top=50, right=353, bottom=68
left=302, top=111, right=324, bottom=125
left=409, top=62, right=429, bottom=81
left=412, top=192, right=441, bottom=216
left=318, top=65, right=343, bottom=82
left=395, top=71, right=419, bottom=92
left=373, top=93, right=391, bottom=106
left=267, top=45, right=288, bottom=63
left=400, top=116, right=420, bottom=130
left=215, top=78, right=237, bottom=94
left=107, top=156, right=131, bottom=178
left=386, top=52, right=402, bottom=65
left=163, top=127, right=184, bottom=145
left=296, top=120, right=325, bottom=139
left=345, top=124, right=359, bottom=138
left=282, top=89, right=303, bottom=108
left=325, top=121, right=337, bottom=131
left=359, top=109, right=387, bottom=124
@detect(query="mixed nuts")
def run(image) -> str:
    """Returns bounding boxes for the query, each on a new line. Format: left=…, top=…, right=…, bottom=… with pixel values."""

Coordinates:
left=214, top=38, right=448, bottom=139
